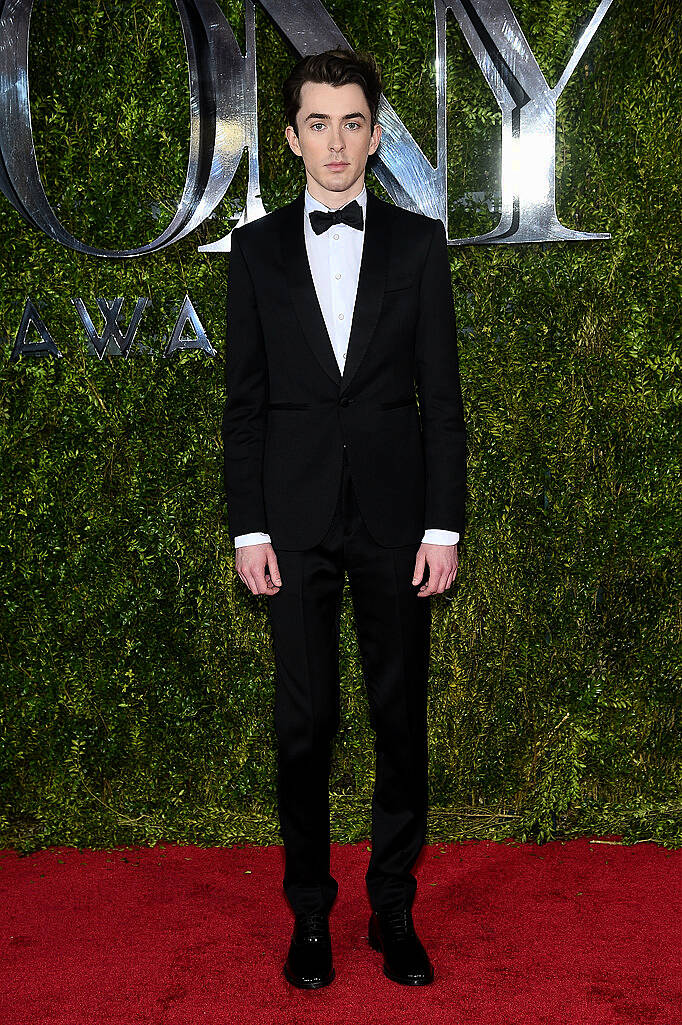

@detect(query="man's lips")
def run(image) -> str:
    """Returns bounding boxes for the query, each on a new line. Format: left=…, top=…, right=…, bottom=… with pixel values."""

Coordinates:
left=326, top=162, right=349, bottom=169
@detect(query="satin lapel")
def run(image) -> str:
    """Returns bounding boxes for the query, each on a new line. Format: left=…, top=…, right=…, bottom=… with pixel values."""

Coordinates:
left=280, top=188, right=392, bottom=393
left=341, top=188, right=391, bottom=395
left=281, top=190, right=341, bottom=387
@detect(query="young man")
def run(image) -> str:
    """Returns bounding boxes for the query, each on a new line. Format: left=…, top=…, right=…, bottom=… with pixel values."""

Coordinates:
left=222, top=49, right=466, bottom=988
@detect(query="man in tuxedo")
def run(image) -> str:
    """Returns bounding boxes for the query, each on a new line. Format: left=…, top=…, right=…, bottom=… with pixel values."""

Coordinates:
left=222, top=49, right=466, bottom=989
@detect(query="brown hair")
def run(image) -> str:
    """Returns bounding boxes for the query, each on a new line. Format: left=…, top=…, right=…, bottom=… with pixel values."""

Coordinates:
left=282, top=49, right=383, bottom=137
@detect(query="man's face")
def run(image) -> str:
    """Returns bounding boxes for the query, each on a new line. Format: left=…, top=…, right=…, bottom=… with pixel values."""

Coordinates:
left=285, top=80, right=381, bottom=204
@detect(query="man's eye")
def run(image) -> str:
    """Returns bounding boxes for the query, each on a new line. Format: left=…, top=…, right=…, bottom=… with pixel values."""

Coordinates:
left=310, top=122, right=361, bottom=130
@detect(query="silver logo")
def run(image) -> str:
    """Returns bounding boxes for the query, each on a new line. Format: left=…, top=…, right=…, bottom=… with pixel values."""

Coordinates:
left=0, top=0, right=614, bottom=257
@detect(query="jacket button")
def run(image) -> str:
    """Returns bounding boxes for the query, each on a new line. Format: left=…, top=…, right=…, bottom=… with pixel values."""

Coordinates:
left=339, top=397, right=350, bottom=406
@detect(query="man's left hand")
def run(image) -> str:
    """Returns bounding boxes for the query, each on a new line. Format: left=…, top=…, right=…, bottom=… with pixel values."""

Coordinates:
left=412, top=543, right=458, bottom=596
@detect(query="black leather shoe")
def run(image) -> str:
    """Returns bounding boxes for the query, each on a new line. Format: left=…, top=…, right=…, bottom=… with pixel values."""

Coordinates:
left=368, top=905, right=434, bottom=985
left=283, top=910, right=335, bottom=989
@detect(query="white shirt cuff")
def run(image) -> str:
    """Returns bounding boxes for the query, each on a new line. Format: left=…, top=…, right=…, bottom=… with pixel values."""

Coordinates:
left=422, top=528, right=460, bottom=545
left=234, top=531, right=272, bottom=548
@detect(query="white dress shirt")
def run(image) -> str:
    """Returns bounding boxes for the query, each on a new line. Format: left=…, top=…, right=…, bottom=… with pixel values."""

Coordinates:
left=234, top=184, right=459, bottom=548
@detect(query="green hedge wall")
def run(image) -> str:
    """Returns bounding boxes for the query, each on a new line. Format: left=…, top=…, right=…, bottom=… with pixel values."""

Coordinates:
left=1, top=0, right=680, bottom=852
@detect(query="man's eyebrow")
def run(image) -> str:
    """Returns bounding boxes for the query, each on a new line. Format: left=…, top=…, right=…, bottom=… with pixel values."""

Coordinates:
left=303, top=111, right=367, bottom=122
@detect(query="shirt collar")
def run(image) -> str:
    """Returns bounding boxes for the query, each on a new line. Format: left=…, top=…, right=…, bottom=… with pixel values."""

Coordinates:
left=304, top=183, right=367, bottom=217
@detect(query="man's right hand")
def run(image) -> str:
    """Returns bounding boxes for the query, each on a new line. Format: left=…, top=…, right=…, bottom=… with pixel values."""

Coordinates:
left=235, top=542, right=282, bottom=595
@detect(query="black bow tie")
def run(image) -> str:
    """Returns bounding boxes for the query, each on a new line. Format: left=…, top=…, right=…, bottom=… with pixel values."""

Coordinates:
left=309, top=199, right=364, bottom=234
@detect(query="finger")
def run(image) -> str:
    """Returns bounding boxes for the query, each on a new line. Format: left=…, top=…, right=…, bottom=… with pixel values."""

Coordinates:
left=250, top=567, right=267, bottom=595
left=267, top=551, right=282, bottom=587
left=444, top=569, right=456, bottom=591
left=244, top=569, right=259, bottom=596
left=254, top=570, right=270, bottom=595
left=264, top=572, right=281, bottom=594
left=257, top=565, right=280, bottom=595
left=420, top=566, right=445, bottom=596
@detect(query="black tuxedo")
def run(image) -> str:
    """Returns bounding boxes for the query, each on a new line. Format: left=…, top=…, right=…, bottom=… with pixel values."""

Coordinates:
left=221, top=186, right=467, bottom=916
left=222, top=187, right=466, bottom=550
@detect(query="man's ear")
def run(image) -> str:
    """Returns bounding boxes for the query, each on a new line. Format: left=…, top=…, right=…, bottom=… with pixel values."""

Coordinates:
left=285, top=125, right=302, bottom=156
left=368, top=123, right=382, bottom=156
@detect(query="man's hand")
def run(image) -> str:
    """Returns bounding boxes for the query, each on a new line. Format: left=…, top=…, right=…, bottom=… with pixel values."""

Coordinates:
left=235, top=542, right=282, bottom=595
left=412, top=542, right=458, bottom=597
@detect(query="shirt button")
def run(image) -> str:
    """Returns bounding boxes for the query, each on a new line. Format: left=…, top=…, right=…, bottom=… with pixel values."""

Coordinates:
left=333, top=233, right=339, bottom=240
left=335, top=273, right=341, bottom=279
left=338, top=312, right=344, bottom=320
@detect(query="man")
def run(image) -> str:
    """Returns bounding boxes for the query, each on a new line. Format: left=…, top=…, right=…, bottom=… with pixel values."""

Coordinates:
left=222, top=49, right=466, bottom=989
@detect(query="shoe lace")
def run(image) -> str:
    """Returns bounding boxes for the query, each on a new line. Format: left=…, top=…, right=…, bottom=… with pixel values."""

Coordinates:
left=381, top=906, right=415, bottom=940
left=297, top=910, right=328, bottom=940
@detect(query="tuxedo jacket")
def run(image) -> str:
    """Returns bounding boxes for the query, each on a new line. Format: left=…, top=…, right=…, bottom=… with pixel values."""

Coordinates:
left=222, top=186, right=466, bottom=551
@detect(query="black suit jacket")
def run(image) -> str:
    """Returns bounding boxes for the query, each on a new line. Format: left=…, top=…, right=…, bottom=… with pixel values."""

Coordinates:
left=222, top=186, right=466, bottom=550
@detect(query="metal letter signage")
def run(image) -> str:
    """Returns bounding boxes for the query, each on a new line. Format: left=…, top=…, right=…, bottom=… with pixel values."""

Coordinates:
left=0, top=0, right=614, bottom=257
left=8, top=294, right=212, bottom=361
left=435, top=0, right=615, bottom=243
left=0, top=0, right=246, bottom=257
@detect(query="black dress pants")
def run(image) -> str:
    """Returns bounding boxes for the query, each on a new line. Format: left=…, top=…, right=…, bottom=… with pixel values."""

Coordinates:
left=265, top=445, right=432, bottom=915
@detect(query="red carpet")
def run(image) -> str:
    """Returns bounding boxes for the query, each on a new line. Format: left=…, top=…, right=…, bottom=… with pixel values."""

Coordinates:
left=1, top=836, right=679, bottom=1024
